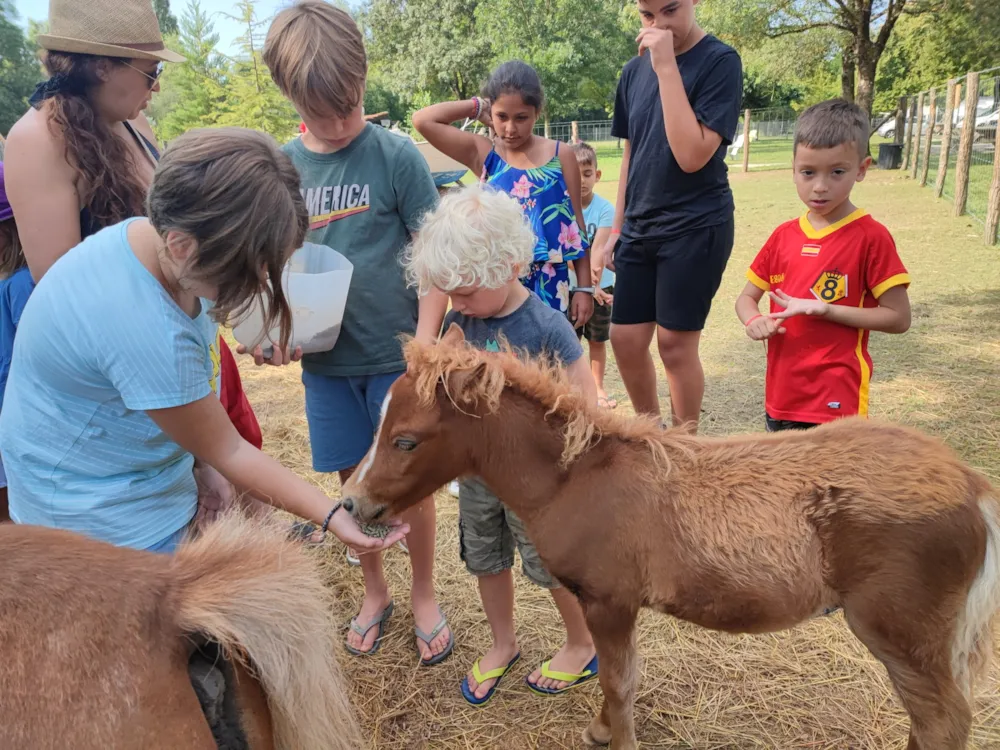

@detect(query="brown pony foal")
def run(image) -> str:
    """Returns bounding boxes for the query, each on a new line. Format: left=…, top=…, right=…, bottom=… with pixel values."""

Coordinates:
left=0, top=512, right=360, bottom=750
left=342, top=324, right=1000, bottom=750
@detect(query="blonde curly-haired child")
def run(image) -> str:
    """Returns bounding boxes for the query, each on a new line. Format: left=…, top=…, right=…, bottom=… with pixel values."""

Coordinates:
left=405, top=185, right=599, bottom=705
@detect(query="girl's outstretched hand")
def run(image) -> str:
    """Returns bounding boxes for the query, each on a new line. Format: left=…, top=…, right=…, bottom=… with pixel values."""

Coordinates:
left=329, top=508, right=410, bottom=554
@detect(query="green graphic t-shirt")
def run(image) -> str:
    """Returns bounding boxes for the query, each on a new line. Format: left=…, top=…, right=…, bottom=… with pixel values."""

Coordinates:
left=283, top=125, right=438, bottom=376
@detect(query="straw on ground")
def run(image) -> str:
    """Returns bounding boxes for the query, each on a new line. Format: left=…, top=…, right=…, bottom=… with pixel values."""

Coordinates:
left=232, top=168, right=1000, bottom=749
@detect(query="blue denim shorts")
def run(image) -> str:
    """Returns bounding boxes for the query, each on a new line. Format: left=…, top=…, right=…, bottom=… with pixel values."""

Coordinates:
left=301, top=369, right=405, bottom=473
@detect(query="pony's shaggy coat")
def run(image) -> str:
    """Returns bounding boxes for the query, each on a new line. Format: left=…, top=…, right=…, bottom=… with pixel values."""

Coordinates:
left=343, top=325, right=1000, bottom=750
left=0, top=512, right=361, bottom=750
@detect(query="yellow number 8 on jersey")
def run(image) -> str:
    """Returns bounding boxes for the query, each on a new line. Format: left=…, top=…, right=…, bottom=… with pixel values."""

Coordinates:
left=811, top=270, right=848, bottom=304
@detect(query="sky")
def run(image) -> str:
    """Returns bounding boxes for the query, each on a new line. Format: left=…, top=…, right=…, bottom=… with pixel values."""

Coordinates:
left=14, top=0, right=360, bottom=56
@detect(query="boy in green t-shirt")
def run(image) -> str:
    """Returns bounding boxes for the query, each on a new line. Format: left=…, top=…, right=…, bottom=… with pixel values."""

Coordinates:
left=263, top=0, right=452, bottom=665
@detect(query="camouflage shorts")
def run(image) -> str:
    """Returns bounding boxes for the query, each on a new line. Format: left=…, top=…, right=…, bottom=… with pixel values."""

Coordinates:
left=457, top=477, right=558, bottom=589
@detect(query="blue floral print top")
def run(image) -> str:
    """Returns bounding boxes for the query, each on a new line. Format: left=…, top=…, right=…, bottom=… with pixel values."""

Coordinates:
left=481, top=142, right=588, bottom=312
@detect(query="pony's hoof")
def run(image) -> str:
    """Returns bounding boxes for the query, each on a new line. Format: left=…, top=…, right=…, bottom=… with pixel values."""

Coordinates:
left=583, top=721, right=612, bottom=746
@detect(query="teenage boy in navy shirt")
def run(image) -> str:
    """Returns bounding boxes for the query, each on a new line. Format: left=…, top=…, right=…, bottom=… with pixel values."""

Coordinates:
left=598, top=0, right=742, bottom=431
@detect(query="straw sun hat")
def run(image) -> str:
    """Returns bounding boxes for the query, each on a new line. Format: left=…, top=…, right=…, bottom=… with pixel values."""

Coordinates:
left=37, top=0, right=185, bottom=63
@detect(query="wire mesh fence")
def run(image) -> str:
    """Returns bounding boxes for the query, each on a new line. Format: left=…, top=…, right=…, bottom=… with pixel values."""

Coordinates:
left=966, top=70, right=999, bottom=224
left=900, top=65, right=1000, bottom=244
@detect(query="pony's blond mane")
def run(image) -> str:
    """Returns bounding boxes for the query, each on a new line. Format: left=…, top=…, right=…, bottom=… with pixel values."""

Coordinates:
left=404, top=333, right=693, bottom=469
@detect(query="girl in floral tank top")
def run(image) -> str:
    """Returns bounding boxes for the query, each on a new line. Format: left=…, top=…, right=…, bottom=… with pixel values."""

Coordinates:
left=413, top=61, right=594, bottom=327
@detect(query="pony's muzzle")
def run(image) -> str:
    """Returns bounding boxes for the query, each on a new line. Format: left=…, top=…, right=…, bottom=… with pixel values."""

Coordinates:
left=341, top=496, right=387, bottom=523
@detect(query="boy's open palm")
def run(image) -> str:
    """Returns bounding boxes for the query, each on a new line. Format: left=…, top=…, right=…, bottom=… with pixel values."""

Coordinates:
left=769, top=289, right=828, bottom=320
left=637, top=28, right=677, bottom=74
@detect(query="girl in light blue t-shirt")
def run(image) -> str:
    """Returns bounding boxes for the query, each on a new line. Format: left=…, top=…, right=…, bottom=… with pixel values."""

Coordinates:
left=0, top=127, right=408, bottom=555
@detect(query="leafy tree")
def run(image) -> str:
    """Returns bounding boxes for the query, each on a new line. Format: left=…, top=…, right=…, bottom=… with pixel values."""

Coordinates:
left=742, top=67, right=804, bottom=110
left=154, top=0, right=179, bottom=36
left=873, top=0, right=1000, bottom=111
left=211, top=0, right=299, bottom=140
left=147, top=0, right=227, bottom=143
left=475, top=0, right=633, bottom=121
left=361, top=0, right=494, bottom=103
left=363, top=74, right=410, bottom=124
left=0, top=0, right=42, bottom=135
left=699, top=0, right=939, bottom=116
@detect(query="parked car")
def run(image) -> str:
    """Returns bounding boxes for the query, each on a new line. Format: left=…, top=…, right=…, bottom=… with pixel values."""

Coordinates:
left=974, top=109, right=998, bottom=142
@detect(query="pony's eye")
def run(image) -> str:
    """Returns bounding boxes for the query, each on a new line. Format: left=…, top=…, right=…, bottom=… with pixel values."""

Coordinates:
left=394, top=438, right=417, bottom=452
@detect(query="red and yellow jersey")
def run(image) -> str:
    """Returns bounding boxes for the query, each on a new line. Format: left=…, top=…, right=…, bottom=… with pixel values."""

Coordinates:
left=747, top=209, right=909, bottom=424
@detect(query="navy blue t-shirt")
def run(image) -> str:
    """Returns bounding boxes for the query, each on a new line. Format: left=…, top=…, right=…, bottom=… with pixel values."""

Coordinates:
left=611, top=35, right=743, bottom=242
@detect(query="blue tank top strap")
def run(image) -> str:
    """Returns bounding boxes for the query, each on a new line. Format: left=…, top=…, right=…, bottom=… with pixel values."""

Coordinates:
left=555, top=141, right=560, bottom=155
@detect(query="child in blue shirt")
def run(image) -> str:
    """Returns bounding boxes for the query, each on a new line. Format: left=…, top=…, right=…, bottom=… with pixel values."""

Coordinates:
left=0, top=162, right=32, bottom=522
left=405, top=185, right=599, bottom=706
left=0, top=128, right=408, bottom=557
left=568, top=143, right=618, bottom=408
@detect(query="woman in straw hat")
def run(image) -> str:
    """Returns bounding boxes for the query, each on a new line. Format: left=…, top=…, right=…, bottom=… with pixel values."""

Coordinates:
left=2, top=0, right=267, bottom=532
left=4, top=0, right=184, bottom=277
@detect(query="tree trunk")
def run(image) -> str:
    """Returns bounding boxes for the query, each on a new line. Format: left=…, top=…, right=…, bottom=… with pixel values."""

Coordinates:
left=855, top=42, right=878, bottom=118
left=841, top=44, right=856, bottom=102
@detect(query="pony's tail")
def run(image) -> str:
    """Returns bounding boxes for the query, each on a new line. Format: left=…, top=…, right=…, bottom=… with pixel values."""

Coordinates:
left=169, top=511, right=361, bottom=750
left=952, top=492, right=1000, bottom=699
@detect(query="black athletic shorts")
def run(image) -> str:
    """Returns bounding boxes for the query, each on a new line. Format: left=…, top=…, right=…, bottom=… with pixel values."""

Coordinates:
left=611, top=217, right=735, bottom=332
left=765, top=413, right=819, bottom=433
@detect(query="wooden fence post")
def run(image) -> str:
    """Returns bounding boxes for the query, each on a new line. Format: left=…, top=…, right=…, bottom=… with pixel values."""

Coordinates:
left=985, top=122, right=1000, bottom=245
left=571, top=121, right=579, bottom=144
left=902, top=96, right=915, bottom=171
left=919, top=87, right=937, bottom=186
left=935, top=79, right=959, bottom=198
left=910, top=91, right=925, bottom=180
left=742, top=108, right=752, bottom=173
left=895, top=96, right=906, bottom=144
left=954, top=71, right=979, bottom=217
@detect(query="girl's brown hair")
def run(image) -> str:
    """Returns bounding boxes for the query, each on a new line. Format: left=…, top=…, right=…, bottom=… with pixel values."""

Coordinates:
left=42, top=51, right=148, bottom=231
left=0, top=220, right=24, bottom=278
left=146, top=128, right=309, bottom=351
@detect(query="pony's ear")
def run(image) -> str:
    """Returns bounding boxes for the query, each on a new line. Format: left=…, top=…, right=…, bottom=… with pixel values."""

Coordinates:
left=446, top=361, right=488, bottom=404
left=441, top=323, right=466, bottom=346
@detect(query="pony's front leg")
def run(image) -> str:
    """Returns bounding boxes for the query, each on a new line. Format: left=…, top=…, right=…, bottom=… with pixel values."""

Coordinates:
left=581, top=602, right=640, bottom=749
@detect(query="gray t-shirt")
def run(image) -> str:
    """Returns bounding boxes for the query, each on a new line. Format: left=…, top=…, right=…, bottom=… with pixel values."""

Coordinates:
left=444, top=292, right=583, bottom=366
left=283, top=125, right=438, bottom=377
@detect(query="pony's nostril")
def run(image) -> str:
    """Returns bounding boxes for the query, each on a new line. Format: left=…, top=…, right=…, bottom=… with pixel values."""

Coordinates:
left=342, top=498, right=354, bottom=513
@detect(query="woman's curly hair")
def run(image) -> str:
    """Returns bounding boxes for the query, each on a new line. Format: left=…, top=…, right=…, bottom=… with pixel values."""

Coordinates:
left=41, top=51, right=148, bottom=230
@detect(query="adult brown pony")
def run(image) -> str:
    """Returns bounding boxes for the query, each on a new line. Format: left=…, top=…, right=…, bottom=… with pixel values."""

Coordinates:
left=0, top=512, right=361, bottom=750
left=342, top=324, right=1000, bottom=750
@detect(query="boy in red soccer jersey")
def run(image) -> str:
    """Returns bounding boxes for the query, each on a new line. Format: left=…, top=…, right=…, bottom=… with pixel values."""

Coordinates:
left=735, top=99, right=912, bottom=432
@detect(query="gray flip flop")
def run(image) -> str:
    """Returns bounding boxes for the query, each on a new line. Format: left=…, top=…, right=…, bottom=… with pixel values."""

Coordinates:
left=415, top=607, right=454, bottom=666
left=345, top=600, right=394, bottom=656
